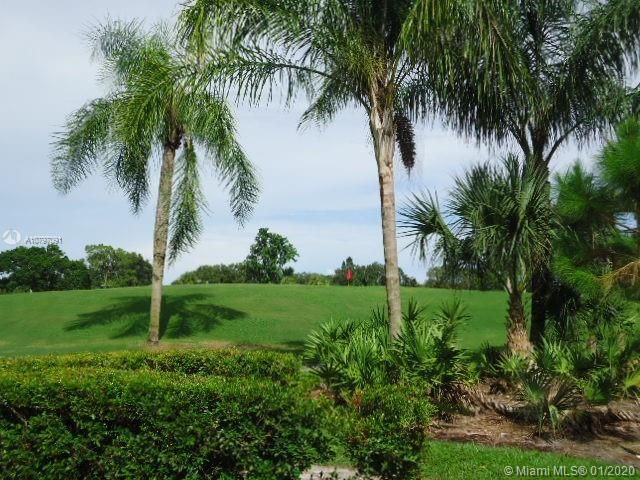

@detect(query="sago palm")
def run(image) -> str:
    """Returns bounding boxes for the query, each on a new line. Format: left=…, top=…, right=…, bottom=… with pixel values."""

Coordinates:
left=51, top=20, right=259, bottom=344
left=400, top=156, right=552, bottom=354
left=178, top=0, right=518, bottom=338
left=422, top=0, right=640, bottom=344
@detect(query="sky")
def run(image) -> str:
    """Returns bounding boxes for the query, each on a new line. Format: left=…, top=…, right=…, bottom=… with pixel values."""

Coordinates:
left=0, top=0, right=599, bottom=283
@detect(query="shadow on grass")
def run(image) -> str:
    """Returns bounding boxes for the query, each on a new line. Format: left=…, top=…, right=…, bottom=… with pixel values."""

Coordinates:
left=65, top=294, right=246, bottom=340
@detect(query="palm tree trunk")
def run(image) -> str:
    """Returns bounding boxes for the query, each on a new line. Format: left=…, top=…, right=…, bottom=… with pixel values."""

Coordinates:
left=370, top=105, right=402, bottom=339
left=506, top=284, right=533, bottom=355
left=529, top=156, right=551, bottom=346
left=148, top=140, right=177, bottom=345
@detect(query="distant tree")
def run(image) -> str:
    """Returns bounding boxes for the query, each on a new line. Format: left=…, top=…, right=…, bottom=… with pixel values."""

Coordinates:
left=85, top=244, right=152, bottom=288
left=85, top=245, right=119, bottom=288
left=332, top=258, right=417, bottom=287
left=244, top=228, right=298, bottom=284
left=172, top=263, right=246, bottom=284
left=424, top=265, right=500, bottom=291
left=51, top=21, right=258, bottom=344
left=0, top=245, right=90, bottom=292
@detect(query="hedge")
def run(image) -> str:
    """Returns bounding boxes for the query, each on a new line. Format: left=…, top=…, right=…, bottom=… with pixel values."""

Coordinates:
left=0, top=366, right=331, bottom=479
left=344, top=385, right=434, bottom=480
left=0, top=349, right=300, bottom=383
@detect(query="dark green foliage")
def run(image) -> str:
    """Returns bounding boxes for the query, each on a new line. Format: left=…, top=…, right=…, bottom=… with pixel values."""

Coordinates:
left=172, top=263, right=247, bottom=285
left=424, top=266, right=501, bottom=290
left=244, top=228, right=298, bottom=284
left=343, top=385, right=433, bottom=480
left=598, top=117, right=640, bottom=234
left=85, top=244, right=152, bottom=288
left=0, top=349, right=301, bottom=384
left=0, top=365, right=330, bottom=479
left=0, top=245, right=90, bottom=293
left=305, top=299, right=469, bottom=396
left=333, top=257, right=418, bottom=287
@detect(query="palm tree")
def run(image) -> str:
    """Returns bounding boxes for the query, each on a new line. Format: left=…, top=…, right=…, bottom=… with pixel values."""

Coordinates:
left=179, top=0, right=427, bottom=337
left=400, top=155, right=552, bottom=355
left=179, top=0, right=520, bottom=337
left=422, top=0, right=640, bottom=344
left=51, top=20, right=259, bottom=344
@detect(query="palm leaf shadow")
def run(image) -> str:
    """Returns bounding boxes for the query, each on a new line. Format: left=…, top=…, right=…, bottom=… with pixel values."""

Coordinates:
left=65, top=294, right=246, bottom=340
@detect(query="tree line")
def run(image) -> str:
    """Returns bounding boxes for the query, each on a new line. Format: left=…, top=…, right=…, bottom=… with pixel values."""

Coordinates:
left=174, top=255, right=418, bottom=287
left=0, top=244, right=152, bottom=293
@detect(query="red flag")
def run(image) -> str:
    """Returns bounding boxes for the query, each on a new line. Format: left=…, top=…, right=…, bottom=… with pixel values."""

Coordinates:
left=346, top=268, right=353, bottom=282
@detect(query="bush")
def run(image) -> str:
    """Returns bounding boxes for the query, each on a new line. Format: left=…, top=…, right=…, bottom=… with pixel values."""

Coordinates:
left=343, top=385, right=433, bottom=480
left=305, top=299, right=469, bottom=397
left=172, top=263, right=247, bottom=285
left=0, top=349, right=301, bottom=383
left=0, top=366, right=331, bottom=479
left=281, top=273, right=332, bottom=285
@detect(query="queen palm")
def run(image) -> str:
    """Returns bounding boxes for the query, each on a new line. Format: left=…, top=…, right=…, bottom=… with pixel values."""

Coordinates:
left=51, top=21, right=259, bottom=344
left=179, top=0, right=427, bottom=337
left=400, top=155, right=552, bottom=355
left=179, top=0, right=517, bottom=337
left=419, top=0, right=640, bottom=343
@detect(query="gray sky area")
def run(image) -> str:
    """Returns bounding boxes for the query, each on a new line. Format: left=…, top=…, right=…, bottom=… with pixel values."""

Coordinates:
left=0, top=1, right=599, bottom=282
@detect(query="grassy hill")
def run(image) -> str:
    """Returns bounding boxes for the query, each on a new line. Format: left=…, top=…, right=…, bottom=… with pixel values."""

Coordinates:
left=0, top=284, right=508, bottom=356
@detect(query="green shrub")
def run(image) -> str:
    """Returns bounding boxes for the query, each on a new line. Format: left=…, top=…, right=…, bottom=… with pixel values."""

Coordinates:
left=343, top=385, right=433, bottom=480
left=468, top=342, right=503, bottom=381
left=0, top=366, right=331, bottom=479
left=0, top=349, right=301, bottom=383
left=518, top=368, right=581, bottom=435
left=305, top=299, right=469, bottom=397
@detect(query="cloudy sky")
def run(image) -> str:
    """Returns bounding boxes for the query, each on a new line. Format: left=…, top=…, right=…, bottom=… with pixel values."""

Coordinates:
left=0, top=1, right=598, bottom=283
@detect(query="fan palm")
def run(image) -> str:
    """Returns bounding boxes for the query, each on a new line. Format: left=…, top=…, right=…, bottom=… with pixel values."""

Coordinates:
left=400, top=155, right=552, bottom=354
left=178, top=0, right=521, bottom=338
left=421, top=0, right=640, bottom=344
left=51, top=20, right=259, bottom=344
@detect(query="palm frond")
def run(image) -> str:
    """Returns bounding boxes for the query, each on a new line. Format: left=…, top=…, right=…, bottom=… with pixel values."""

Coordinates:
left=51, top=97, right=116, bottom=193
left=183, top=90, right=259, bottom=225
left=169, top=139, right=205, bottom=262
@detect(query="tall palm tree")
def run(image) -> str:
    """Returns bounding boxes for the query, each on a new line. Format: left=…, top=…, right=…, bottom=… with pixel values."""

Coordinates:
left=52, top=20, right=259, bottom=344
left=179, top=0, right=517, bottom=337
left=180, top=0, right=426, bottom=337
left=419, top=0, right=640, bottom=344
left=400, top=156, right=552, bottom=355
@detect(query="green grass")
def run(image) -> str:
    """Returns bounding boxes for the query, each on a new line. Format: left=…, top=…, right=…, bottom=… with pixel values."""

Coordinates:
left=0, top=284, right=508, bottom=356
left=424, top=441, right=632, bottom=479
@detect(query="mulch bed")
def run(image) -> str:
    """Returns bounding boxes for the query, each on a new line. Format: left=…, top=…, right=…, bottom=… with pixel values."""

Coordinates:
left=430, top=383, right=640, bottom=466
